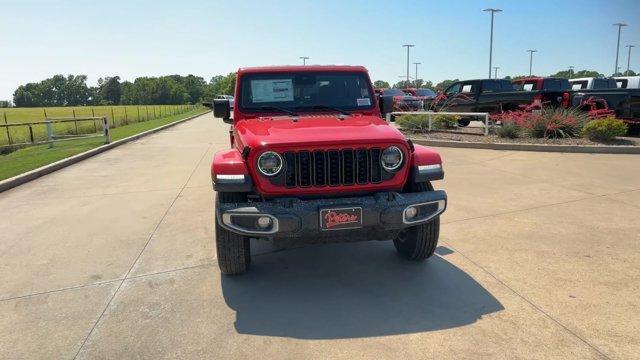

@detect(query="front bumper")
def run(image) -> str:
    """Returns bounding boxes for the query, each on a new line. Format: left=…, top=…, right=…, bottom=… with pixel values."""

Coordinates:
left=216, top=190, right=447, bottom=241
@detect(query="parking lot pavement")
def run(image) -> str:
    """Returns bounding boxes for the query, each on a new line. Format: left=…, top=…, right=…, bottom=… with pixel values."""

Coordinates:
left=1, top=112, right=638, bottom=359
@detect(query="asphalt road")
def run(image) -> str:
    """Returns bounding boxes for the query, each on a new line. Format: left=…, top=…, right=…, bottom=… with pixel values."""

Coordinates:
left=1, top=112, right=639, bottom=359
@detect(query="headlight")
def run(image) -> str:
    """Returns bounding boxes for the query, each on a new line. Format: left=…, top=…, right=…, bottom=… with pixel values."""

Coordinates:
left=257, top=151, right=283, bottom=176
left=381, top=146, right=403, bottom=171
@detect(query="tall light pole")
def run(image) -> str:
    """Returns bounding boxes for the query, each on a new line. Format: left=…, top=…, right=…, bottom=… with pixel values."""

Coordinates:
left=493, top=66, right=500, bottom=78
left=413, top=62, right=421, bottom=87
left=526, top=49, right=537, bottom=76
left=569, top=66, right=574, bottom=79
left=483, top=8, right=502, bottom=78
left=625, top=45, right=635, bottom=75
left=402, top=44, right=415, bottom=84
left=299, top=56, right=309, bottom=65
left=613, top=23, right=627, bottom=75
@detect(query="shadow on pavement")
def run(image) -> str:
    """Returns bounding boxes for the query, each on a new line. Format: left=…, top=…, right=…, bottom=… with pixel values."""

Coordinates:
left=221, top=241, right=503, bottom=339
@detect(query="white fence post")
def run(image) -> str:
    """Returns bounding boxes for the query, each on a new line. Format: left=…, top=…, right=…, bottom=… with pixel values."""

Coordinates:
left=484, top=114, right=490, bottom=136
left=102, top=117, right=111, bottom=144
left=385, top=113, right=391, bottom=122
left=428, top=112, right=432, bottom=132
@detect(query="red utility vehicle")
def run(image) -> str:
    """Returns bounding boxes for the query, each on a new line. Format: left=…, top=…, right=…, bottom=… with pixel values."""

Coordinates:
left=208, top=65, right=447, bottom=275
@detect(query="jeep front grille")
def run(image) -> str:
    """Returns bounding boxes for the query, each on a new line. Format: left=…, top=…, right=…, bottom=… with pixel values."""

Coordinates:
left=282, top=148, right=382, bottom=187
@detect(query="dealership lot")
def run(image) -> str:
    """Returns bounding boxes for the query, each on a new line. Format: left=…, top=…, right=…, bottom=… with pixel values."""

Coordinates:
left=1, top=112, right=639, bottom=359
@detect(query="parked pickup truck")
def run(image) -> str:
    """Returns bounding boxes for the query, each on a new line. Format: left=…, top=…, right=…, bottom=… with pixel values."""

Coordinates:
left=569, top=77, right=617, bottom=90
left=207, top=65, right=447, bottom=275
left=564, top=77, right=640, bottom=122
left=429, top=78, right=568, bottom=126
left=615, top=76, right=640, bottom=89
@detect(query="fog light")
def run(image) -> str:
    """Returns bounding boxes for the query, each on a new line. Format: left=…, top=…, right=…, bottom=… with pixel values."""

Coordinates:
left=257, top=216, right=272, bottom=228
left=405, top=206, right=418, bottom=219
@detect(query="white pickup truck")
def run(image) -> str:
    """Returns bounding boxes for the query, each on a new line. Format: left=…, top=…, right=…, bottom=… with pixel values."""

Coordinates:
left=614, top=76, right=640, bottom=89
left=569, top=77, right=617, bottom=90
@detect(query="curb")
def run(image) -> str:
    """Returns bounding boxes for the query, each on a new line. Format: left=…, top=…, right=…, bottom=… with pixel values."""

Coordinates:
left=409, top=138, right=640, bottom=154
left=0, top=110, right=211, bottom=193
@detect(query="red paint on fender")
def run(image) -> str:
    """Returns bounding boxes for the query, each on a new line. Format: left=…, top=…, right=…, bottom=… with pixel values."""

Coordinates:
left=211, top=149, right=248, bottom=180
left=412, top=144, right=442, bottom=166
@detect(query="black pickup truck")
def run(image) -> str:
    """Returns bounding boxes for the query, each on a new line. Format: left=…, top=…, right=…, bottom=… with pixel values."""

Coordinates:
left=515, top=77, right=640, bottom=123
left=429, top=79, right=567, bottom=126
left=431, top=78, right=640, bottom=126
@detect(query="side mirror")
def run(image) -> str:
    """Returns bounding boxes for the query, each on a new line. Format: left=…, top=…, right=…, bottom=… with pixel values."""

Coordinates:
left=378, top=95, right=394, bottom=116
left=213, top=99, right=232, bottom=123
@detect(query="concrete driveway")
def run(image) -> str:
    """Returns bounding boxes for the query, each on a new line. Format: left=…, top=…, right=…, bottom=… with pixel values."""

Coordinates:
left=1, top=112, right=639, bottom=359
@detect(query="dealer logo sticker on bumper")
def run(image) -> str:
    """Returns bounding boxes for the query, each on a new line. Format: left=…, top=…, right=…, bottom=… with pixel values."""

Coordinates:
left=320, top=207, right=363, bottom=231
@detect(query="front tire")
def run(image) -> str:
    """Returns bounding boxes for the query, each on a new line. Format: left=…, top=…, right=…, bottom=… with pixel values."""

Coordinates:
left=215, top=192, right=251, bottom=275
left=393, top=181, right=440, bottom=260
left=457, top=119, right=471, bottom=127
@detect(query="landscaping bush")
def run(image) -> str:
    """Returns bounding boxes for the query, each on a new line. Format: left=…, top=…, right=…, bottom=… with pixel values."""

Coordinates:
left=496, top=122, right=521, bottom=138
left=395, top=114, right=460, bottom=131
left=432, top=114, right=460, bottom=130
left=581, top=118, right=628, bottom=141
left=395, top=114, right=429, bottom=131
left=523, top=107, right=589, bottom=139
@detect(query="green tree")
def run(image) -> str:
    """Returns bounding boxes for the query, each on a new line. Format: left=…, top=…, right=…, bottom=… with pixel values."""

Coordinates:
left=392, top=80, right=412, bottom=89
left=435, top=79, right=459, bottom=92
left=550, top=69, right=604, bottom=79
left=97, top=76, right=122, bottom=105
left=373, top=80, right=390, bottom=88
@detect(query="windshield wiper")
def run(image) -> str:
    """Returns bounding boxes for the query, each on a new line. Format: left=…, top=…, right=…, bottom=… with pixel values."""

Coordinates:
left=308, top=105, right=351, bottom=116
left=257, top=106, right=298, bottom=116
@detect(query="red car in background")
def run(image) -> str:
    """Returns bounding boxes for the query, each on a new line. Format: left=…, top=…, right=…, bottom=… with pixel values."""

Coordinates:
left=403, top=88, right=437, bottom=101
left=376, top=88, right=423, bottom=120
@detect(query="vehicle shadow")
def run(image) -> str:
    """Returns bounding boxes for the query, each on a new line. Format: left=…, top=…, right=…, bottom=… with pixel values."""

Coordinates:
left=220, top=241, right=504, bottom=339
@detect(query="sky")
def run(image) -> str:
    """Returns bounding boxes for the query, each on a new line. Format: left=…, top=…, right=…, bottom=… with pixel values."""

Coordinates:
left=1, top=0, right=639, bottom=100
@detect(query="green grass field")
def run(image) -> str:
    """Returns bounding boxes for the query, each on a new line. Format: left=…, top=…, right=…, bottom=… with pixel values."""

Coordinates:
left=1, top=105, right=197, bottom=146
left=0, top=107, right=209, bottom=181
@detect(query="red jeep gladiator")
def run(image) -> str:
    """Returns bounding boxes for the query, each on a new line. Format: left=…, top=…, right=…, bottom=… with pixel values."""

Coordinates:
left=209, top=65, right=447, bottom=275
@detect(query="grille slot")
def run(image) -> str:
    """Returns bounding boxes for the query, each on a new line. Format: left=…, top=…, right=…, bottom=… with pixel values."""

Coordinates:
left=282, top=148, right=382, bottom=188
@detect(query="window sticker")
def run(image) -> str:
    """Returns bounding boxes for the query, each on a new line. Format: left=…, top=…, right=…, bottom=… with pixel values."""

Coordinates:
left=251, top=79, right=294, bottom=103
left=356, top=98, right=371, bottom=106
left=523, top=84, right=534, bottom=91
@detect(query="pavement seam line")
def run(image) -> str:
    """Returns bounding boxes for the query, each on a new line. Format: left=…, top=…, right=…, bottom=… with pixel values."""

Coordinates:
left=0, top=278, right=124, bottom=303
left=439, top=239, right=612, bottom=359
left=72, top=142, right=213, bottom=359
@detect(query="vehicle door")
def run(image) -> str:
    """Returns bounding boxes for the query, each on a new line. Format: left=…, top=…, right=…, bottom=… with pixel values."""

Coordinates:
left=446, top=81, right=478, bottom=112
left=477, top=80, right=504, bottom=113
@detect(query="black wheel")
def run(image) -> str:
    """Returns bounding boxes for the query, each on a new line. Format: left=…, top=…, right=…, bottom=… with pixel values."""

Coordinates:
left=215, top=192, right=251, bottom=275
left=393, top=181, right=440, bottom=261
left=458, top=119, right=471, bottom=127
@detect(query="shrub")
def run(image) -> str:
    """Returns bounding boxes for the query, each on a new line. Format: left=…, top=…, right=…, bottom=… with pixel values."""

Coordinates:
left=432, top=114, right=460, bottom=130
left=395, top=114, right=460, bottom=131
left=523, top=107, right=589, bottom=139
left=396, top=114, right=429, bottom=131
left=581, top=118, right=628, bottom=141
left=496, top=122, right=521, bottom=138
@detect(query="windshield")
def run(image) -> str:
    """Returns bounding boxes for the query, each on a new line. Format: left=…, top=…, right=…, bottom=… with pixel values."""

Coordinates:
left=239, top=71, right=374, bottom=112
left=415, top=89, right=436, bottom=97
